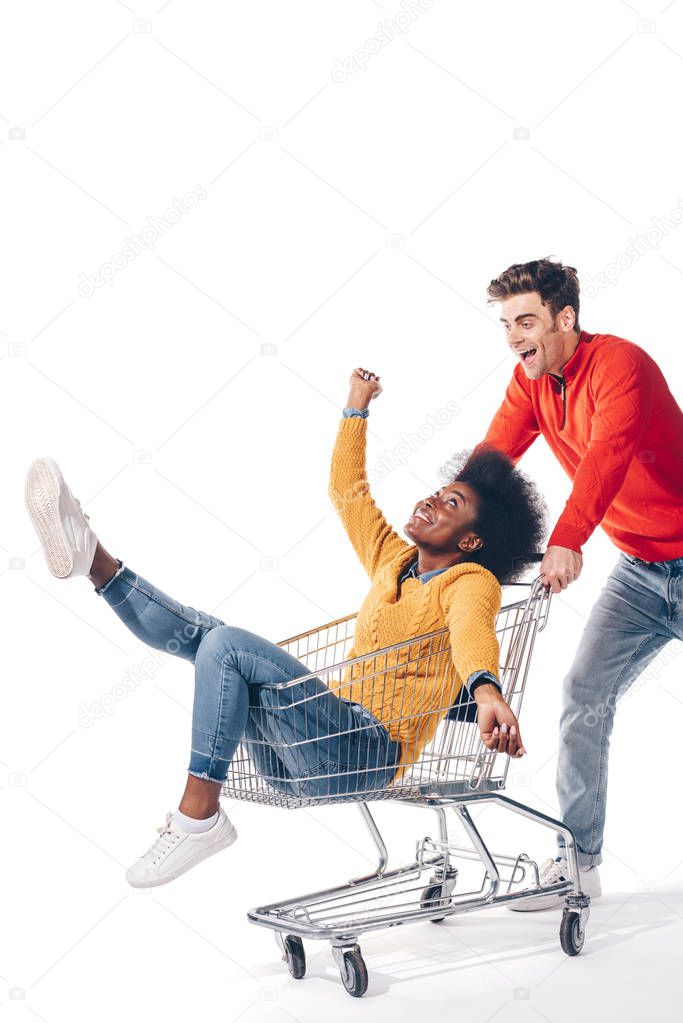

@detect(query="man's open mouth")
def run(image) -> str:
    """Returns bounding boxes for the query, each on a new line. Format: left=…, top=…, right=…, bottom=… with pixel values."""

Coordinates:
left=412, top=507, right=433, bottom=524
left=520, top=348, right=537, bottom=362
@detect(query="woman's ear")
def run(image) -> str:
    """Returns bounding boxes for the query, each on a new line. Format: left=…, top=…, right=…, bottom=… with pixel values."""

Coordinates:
left=459, top=533, right=483, bottom=553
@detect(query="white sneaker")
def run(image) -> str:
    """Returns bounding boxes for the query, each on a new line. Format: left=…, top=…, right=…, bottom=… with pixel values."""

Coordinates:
left=126, top=807, right=238, bottom=888
left=507, top=855, right=602, bottom=912
left=25, top=457, right=98, bottom=579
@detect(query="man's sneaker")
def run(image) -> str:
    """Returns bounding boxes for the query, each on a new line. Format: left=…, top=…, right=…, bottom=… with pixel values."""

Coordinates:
left=507, top=855, right=602, bottom=912
left=126, top=807, right=238, bottom=888
left=25, top=457, right=98, bottom=578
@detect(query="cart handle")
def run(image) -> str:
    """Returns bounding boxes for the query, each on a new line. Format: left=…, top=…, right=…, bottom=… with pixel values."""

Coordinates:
left=270, top=578, right=550, bottom=691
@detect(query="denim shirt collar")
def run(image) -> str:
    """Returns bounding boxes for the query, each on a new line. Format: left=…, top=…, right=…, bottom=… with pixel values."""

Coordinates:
left=399, top=556, right=448, bottom=585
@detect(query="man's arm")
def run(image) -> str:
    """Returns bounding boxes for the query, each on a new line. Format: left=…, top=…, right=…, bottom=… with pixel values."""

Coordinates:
left=483, top=366, right=582, bottom=593
left=548, top=347, right=653, bottom=554
left=484, top=363, right=541, bottom=463
left=328, top=368, right=410, bottom=581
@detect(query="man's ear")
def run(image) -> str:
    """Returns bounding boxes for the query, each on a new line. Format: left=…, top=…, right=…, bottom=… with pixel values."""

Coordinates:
left=559, top=304, right=576, bottom=332
left=459, top=533, right=483, bottom=553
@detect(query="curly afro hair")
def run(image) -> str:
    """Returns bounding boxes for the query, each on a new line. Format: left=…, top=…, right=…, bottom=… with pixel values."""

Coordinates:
left=436, top=443, right=548, bottom=585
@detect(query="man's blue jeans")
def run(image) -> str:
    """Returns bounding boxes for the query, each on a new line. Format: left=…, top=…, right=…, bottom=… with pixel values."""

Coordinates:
left=556, top=553, right=683, bottom=867
left=95, top=561, right=402, bottom=798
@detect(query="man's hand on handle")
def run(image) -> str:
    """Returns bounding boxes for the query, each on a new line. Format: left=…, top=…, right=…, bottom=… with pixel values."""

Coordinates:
left=540, top=545, right=583, bottom=594
left=474, top=685, right=526, bottom=758
left=346, top=367, right=383, bottom=410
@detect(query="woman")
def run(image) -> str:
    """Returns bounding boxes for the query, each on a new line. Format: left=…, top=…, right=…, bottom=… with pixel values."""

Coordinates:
left=25, top=368, right=546, bottom=889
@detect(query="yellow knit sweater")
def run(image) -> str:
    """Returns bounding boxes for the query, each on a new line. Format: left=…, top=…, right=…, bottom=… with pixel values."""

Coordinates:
left=328, top=415, right=502, bottom=779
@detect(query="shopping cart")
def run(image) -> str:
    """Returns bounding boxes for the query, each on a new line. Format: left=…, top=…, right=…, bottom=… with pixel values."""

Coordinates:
left=221, top=572, right=591, bottom=997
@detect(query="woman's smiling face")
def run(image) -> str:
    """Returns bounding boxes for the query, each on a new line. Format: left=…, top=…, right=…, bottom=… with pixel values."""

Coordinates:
left=404, top=480, right=483, bottom=553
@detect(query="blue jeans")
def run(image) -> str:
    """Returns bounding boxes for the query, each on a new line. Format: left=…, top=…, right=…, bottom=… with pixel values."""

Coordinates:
left=95, top=561, right=402, bottom=797
left=556, top=553, right=683, bottom=867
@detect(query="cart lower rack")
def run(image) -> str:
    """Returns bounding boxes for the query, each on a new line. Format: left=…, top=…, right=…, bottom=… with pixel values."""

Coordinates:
left=222, top=576, right=591, bottom=998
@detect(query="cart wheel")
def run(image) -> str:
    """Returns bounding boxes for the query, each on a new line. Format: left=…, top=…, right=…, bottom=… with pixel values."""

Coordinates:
left=420, top=882, right=452, bottom=924
left=283, top=935, right=306, bottom=979
left=340, top=949, right=368, bottom=998
left=559, top=911, right=585, bottom=956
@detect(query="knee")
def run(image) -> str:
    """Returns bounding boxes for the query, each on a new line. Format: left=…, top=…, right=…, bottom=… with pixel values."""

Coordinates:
left=558, top=673, right=584, bottom=734
left=195, top=623, right=265, bottom=672
left=195, top=624, right=241, bottom=668
left=560, top=672, right=616, bottom=739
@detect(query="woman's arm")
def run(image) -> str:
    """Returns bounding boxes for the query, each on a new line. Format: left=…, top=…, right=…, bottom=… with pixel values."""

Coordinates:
left=328, top=368, right=410, bottom=580
left=440, top=566, right=526, bottom=757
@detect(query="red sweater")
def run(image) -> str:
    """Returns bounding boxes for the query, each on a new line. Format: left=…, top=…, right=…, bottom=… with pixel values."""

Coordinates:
left=484, top=330, right=683, bottom=562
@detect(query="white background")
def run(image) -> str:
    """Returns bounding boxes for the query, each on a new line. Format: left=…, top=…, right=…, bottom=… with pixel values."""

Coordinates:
left=1, top=0, right=682, bottom=1019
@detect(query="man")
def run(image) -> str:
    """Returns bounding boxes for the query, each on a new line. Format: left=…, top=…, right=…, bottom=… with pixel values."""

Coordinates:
left=482, top=257, right=683, bottom=910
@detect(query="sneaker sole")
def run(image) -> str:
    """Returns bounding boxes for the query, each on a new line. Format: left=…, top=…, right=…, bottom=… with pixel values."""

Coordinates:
left=507, top=894, right=566, bottom=912
left=126, top=823, right=238, bottom=889
left=507, top=883, right=601, bottom=912
left=25, top=458, right=73, bottom=578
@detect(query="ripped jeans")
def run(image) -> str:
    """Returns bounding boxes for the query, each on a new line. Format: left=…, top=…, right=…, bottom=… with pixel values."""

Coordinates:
left=95, top=561, right=402, bottom=797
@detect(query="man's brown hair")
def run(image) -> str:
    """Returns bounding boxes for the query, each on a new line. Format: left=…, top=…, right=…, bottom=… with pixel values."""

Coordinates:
left=487, top=257, right=581, bottom=332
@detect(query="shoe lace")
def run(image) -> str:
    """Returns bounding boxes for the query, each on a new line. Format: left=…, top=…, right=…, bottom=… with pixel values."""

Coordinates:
left=144, top=812, right=182, bottom=866
left=74, top=497, right=90, bottom=523
left=539, top=856, right=568, bottom=884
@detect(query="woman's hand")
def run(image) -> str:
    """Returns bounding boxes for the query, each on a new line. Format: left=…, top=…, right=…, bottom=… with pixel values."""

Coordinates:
left=347, top=367, right=383, bottom=411
left=475, top=693, right=526, bottom=758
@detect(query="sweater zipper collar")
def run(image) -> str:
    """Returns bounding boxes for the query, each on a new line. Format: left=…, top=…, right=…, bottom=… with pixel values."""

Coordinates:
left=547, top=370, right=567, bottom=430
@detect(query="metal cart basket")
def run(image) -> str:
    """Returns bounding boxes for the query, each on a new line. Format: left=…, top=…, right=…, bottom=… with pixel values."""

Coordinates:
left=221, top=575, right=590, bottom=997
